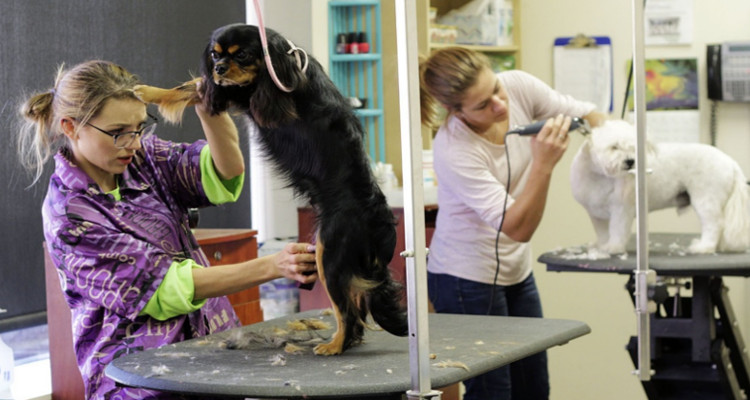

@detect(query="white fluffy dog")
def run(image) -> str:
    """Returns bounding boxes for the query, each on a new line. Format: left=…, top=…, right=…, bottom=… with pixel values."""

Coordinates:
left=570, top=119, right=750, bottom=254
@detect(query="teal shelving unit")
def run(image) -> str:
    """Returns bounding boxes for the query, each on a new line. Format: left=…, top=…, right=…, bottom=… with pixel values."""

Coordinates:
left=328, top=0, right=385, bottom=163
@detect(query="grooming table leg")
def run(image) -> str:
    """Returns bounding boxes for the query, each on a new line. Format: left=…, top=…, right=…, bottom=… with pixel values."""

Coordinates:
left=711, top=277, right=750, bottom=397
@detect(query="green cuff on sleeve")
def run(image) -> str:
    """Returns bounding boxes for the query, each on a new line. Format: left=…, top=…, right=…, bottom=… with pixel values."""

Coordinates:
left=200, top=145, right=245, bottom=205
left=140, top=259, right=207, bottom=321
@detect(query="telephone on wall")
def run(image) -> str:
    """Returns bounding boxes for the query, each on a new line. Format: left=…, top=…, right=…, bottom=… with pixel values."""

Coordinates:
left=707, top=42, right=750, bottom=102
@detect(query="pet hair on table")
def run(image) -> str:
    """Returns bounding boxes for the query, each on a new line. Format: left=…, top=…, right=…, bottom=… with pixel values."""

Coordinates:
left=134, top=23, right=409, bottom=355
left=221, top=320, right=328, bottom=353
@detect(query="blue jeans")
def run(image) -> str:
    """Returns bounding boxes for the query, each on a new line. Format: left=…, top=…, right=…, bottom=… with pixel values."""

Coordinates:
left=427, top=272, right=549, bottom=400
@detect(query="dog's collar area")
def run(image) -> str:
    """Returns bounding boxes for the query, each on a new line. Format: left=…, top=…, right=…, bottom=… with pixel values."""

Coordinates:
left=285, top=39, right=309, bottom=74
left=253, top=0, right=306, bottom=93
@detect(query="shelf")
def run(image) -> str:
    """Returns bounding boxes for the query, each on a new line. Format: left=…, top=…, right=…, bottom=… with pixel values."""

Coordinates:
left=329, top=0, right=385, bottom=163
left=424, top=0, right=522, bottom=68
left=353, top=108, right=383, bottom=118
left=329, top=0, right=379, bottom=6
left=429, top=43, right=519, bottom=53
left=330, top=53, right=382, bottom=62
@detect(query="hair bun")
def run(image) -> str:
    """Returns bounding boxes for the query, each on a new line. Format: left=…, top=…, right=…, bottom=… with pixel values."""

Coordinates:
left=24, top=91, right=54, bottom=122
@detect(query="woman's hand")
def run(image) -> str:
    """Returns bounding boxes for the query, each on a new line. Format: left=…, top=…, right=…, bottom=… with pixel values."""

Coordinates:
left=274, top=243, right=318, bottom=285
left=193, top=242, right=317, bottom=300
left=501, top=114, right=572, bottom=242
left=530, top=114, right=572, bottom=173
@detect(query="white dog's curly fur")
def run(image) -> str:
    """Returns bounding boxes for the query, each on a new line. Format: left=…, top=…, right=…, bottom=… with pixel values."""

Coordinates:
left=571, top=119, right=750, bottom=254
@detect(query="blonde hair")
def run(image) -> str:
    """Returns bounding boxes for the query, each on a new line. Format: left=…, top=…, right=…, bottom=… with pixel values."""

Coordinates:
left=17, top=60, right=141, bottom=183
left=419, top=47, right=491, bottom=129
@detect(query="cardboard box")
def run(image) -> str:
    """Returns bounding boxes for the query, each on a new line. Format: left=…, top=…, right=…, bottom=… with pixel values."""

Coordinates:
left=438, top=13, right=496, bottom=45
left=437, top=0, right=514, bottom=46
left=430, top=24, right=457, bottom=44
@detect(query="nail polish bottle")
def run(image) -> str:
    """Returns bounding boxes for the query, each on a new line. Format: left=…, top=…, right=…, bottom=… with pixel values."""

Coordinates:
left=347, top=32, right=359, bottom=54
left=357, top=32, right=370, bottom=53
left=335, top=33, right=347, bottom=54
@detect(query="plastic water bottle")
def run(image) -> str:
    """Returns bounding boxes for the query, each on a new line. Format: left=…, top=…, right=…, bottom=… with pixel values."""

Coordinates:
left=422, top=150, right=436, bottom=187
left=0, top=336, right=14, bottom=400
left=260, top=278, right=300, bottom=321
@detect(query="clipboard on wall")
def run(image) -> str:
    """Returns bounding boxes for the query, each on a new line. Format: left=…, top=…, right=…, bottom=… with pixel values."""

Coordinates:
left=553, top=35, right=613, bottom=113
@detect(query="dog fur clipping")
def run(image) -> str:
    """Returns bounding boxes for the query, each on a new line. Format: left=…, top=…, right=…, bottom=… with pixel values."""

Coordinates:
left=134, top=23, right=408, bottom=355
left=571, top=119, right=750, bottom=255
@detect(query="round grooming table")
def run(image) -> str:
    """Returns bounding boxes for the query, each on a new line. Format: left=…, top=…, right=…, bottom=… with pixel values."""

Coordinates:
left=105, top=310, right=589, bottom=399
left=539, top=233, right=750, bottom=400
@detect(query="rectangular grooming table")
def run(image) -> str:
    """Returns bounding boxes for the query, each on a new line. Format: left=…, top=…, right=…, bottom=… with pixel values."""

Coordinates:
left=539, top=233, right=750, bottom=400
left=105, top=310, right=590, bottom=399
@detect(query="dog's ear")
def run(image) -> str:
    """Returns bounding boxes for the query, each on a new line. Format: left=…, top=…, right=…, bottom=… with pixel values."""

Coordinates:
left=200, top=43, right=229, bottom=115
left=249, top=29, right=307, bottom=128
left=250, top=76, right=297, bottom=128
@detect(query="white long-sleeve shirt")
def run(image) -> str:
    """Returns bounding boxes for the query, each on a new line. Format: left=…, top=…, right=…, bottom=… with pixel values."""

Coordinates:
left=427, top=70, right=596, bottom=285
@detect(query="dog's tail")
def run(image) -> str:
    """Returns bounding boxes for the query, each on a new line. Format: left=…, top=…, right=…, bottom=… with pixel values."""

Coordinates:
left=368, top=269, right=409, bottom=337
left=719, top=166, right=750, bottom=252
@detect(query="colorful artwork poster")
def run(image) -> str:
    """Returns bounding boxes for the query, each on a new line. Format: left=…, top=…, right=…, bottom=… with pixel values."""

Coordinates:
left=627, top=58, right=699, bottom=110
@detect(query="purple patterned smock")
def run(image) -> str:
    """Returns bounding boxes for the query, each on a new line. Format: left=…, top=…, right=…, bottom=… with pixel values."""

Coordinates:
left=42, top=135, right=241, bottom=399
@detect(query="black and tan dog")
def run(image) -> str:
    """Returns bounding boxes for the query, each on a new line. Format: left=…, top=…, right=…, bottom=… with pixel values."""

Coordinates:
left=135, top=23, right=408, bottom=355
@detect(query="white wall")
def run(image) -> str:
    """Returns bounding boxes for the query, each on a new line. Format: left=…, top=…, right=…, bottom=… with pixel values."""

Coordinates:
left=521, top=1, right=750, bottom=399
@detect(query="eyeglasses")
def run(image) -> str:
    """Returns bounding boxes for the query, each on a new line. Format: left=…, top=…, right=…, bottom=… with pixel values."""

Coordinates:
left=85, top=113, right=158, bottom=148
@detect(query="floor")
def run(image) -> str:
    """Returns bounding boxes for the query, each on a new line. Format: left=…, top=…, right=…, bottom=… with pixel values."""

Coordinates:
left=0, top=324, right=51, bottom=400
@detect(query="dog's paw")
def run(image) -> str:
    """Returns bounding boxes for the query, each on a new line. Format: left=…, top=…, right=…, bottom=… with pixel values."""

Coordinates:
left=688, top=239, right=717, bottom=254
left=313, top=342, right=343, bottom=356
left=586, top=246, right=613, bottom=260
left=600, top=242, right=627, bottom=255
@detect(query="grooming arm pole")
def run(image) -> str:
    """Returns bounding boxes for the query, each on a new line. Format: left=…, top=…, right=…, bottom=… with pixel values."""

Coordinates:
left=394, top=1, right=441, bottom=399
left=631, top=0, right=655, bottom=382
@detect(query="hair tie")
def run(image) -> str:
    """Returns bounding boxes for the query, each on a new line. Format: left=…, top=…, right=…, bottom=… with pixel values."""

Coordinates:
left=49, top=88, right=56, bottom=97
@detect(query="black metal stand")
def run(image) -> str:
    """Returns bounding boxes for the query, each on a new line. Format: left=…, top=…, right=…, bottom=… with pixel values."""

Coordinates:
left=539, top=234, right=750, bottom=400
left=625, top=276, right=750, bottom=400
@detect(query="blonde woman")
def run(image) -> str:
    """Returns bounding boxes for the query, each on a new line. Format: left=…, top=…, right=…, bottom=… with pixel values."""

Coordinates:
left=420, top=47, right=606, bottom=400
left=19, top=60, right=317, bottom=399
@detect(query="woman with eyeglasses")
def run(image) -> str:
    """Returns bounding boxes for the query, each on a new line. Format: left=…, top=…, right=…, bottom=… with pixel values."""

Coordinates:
left=18, top=60, right=318, bottom=399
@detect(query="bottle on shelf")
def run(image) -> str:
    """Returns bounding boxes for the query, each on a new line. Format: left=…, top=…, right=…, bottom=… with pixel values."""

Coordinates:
left=346, top=32, right=358, bottom=54
left=357, top=32, right=370, bottom=53
left=335, top=33, right=347, bottom=54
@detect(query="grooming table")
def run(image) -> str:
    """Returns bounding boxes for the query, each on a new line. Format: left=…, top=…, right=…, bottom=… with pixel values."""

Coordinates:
left=105, top=310, right=590, bottom=399
left=539, top=233, right=750, bottom=400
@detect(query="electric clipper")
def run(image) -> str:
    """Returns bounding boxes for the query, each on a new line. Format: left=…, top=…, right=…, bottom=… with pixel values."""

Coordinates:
left=507, top=117, right=590, bottom=136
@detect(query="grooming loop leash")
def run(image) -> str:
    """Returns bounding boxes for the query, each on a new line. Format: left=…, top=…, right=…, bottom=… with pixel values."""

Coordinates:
left=252, top=0, right=309, bottom=93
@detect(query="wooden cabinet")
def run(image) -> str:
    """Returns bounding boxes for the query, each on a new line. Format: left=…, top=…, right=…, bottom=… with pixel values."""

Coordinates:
left=193, top=229, right=262, bottom=326
left=44, top=246, right=85, bottom=400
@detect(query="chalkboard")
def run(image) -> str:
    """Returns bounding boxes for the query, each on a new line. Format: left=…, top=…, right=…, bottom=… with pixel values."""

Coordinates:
left=0, top=0, right=250, bottom=332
